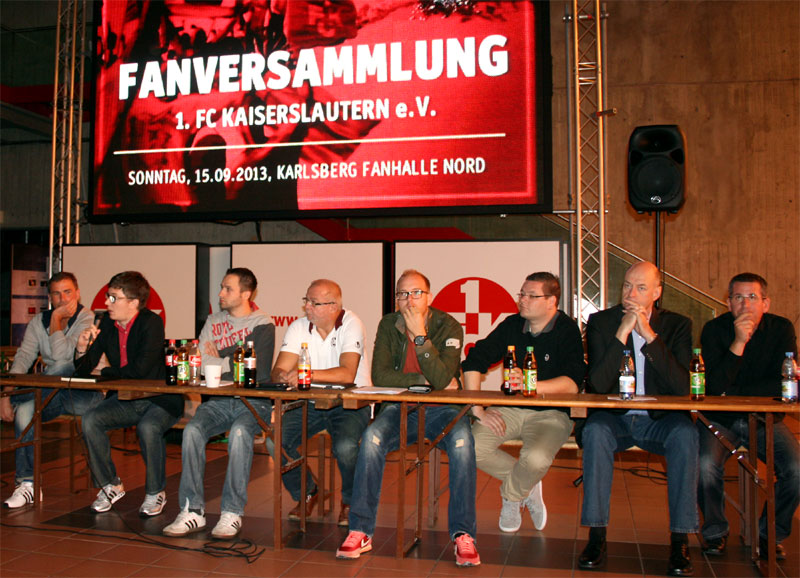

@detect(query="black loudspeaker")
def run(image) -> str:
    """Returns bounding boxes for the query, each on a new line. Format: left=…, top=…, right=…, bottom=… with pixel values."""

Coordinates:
left=627, top=125, right=685, bottom=213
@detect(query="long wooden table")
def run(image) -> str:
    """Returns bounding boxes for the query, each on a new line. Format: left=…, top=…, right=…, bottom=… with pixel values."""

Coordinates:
left=2, top=377, right=796, bottom=574
left=341, top=389, right=798, bottom=575
left=0, top=374, right=341, bottom=551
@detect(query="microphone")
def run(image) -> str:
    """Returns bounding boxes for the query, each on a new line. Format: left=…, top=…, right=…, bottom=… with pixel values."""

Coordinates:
left=86, top=312, right=103, bottom=349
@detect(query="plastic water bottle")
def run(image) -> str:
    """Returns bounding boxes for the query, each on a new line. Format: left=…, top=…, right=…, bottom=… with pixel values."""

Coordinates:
left=690, top=348, right=705, bottom=401
left=619, top=349, right=635, bottom=400
left=298, top=342, right=311, bottom=391
left=522, top=345, right=537, bottom=397
left=188, top=339, right=202, bottom=386
left=781, top=352, right=798, bottom=403
left=502, top=345, right=517, bottom=396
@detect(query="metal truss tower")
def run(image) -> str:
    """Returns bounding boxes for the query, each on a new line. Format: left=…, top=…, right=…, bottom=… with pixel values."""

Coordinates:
left=49, top=0, right=87, bottom=275
left=565, top=1, right=611, bottom=330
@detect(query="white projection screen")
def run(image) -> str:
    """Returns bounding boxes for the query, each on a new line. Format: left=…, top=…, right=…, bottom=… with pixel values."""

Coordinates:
left=231, top=242, right=384, bottom=367
left=62, top=244, right=198, bottom=339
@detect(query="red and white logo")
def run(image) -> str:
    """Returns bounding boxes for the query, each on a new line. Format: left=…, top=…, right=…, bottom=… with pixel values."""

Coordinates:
left=432, top=277, right=517, bottom=358
left=91, top=284, right=167, bottom=326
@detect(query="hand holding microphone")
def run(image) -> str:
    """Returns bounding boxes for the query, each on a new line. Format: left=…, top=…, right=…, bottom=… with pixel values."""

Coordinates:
left=77, top=316, right=102, bottom=356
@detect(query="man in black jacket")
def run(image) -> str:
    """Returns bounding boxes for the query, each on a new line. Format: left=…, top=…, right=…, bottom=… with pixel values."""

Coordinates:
left=698, top=273, right=799, bottom=560
left=578, top=261, right=696, bottom=576
left=462, top=272, right=585, bottom=533
left=76, top=271, right=181, bottom=517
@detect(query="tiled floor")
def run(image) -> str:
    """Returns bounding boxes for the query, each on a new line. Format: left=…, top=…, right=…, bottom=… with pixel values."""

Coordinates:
left=1, top=419, right=798, bottom=577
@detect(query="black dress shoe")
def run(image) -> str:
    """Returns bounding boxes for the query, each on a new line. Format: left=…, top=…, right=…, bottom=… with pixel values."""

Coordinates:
left=759, top=539, right=786, bottom=561
left=668, top=541, right=694, bottom=576
left=702, top=535, right=727, bottom=556
left=578, top=536, right=607, bottom=569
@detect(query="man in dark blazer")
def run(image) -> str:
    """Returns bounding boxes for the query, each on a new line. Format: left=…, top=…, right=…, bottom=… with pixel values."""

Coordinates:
left=76, top=271, right=182, bottom=517
left=578, top=261, right=697, bottom=576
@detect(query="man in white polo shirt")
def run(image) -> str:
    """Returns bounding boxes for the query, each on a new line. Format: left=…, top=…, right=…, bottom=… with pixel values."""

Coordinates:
left=271, top=279, right=371, bottom=526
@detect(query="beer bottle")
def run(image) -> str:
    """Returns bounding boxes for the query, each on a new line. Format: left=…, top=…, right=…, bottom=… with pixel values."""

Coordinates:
left=298, top=342, right=311, bottom=391
left=619, top=350, right=635, bottom=400
left=188, top=339, right=202, bottom=386
left=243, top=340, right=257, bottom=388
left=522, top=345, right=537, bottom=397
left=165, top=339, right=177, bottom=385
left=233, top=340, right=245, bottom=387
left=502, top=345, right=517, bottom=396
left=177, top=339, right=189, bottom=385
left=690, top=348, right=705, bottom=401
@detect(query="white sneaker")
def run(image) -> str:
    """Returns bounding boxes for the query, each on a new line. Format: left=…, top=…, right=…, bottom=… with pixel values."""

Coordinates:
left=4, top=482, right=37, bottom=509
left=91, top=483, right=125, bottom=513
left=523, top=481, right=547, bottom=530
left=211, top=512, right=242, bottom=539
left=139, top=491, right=167, bottom=517
left=163, top=507, right=206, bottom=537
left=498, top=497, right=522, bottom=532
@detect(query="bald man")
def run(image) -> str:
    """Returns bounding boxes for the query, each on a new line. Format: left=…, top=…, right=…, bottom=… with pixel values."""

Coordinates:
left=578, top=262, right=696, bottom=576
left=271, top=279, right=371, bottom=527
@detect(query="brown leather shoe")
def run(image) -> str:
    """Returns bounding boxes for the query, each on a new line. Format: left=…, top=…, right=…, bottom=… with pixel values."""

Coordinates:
left=338, top=504, right=350, bottom=527
left=288, top=493, right=317, bottom=520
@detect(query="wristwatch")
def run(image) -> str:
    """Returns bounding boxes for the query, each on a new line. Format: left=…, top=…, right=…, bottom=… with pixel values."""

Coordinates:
left=413, top=334, right=427, bottom=346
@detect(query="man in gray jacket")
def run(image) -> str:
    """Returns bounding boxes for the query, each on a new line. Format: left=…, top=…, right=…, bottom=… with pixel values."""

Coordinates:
left=2, top=272, right=102, bottom=508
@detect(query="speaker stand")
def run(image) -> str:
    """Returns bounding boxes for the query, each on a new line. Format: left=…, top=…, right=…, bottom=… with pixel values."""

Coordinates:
left=654, top=213, right=665, bottom=308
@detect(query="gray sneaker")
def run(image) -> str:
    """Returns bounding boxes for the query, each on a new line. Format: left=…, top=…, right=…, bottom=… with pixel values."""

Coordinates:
left=91, top=483, right=125, bottom=513
left=523, top=481, right=547, bottom=530
left=498, top=497, right=522, bottom=532
left=139, top=491, right=167, bottom=517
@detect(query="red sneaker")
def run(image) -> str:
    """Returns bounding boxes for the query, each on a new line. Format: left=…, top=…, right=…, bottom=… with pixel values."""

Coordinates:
left=336, top=531, right=372, bottom=559
left=454, top=534, right=481, bottom=567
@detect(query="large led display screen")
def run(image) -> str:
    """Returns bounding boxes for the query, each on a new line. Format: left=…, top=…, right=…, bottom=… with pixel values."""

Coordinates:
left=91, top=0, right=551, bottom=222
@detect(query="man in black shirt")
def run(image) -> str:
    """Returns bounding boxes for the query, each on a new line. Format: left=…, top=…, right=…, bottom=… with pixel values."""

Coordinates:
left=698, top=272, right=799, bottom=560
left=462, top=272, right=584, bottom=534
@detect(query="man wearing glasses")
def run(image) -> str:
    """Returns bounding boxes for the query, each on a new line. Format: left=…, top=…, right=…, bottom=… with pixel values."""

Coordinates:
left=163, top=268, right=274, bottom=538
left=3, top=272, right=101, bottom=509
left=271, top=279, right=371, bottom=526
left=579, top=261, right=696, bottom=576
left=697, top=273, right=799, bottom=560
left=462, top=272, right=585, bottom=533
left=75, top=271, right=183, bottom=517
left=337, top=269, right=481, bottom=567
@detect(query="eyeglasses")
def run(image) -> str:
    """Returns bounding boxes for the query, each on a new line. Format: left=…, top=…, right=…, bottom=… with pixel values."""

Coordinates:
left=518, top=292, right=552, bottom=301
left=731, top=293, right=764, bottom=304
left=302, top=297, right=335, bottom=308
left=395, top=290, right=428, bottom=300
left=106, top=293, right=131, bottom=304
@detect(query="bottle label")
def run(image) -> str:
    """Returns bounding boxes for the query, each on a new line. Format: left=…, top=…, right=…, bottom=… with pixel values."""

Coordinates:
left=177, top=361, right=189, bottom=381
left=298, top=362, right=311, bottom=385
left=234, top=361, right=244, bottom=382
left=189, top=354, right=201, bottom=368
left=690, top=371, right=705, bottom=395
left=503, top=368, right=512, bottom=389
left=782, top=379, right=798, bottom=400
left=619, top=375, right=635, bottom=395
left=245, top=358, right=256, bottom=370
left=165, top=354, right=174, bottom=366
left=523, top=369, right=537, bottom=393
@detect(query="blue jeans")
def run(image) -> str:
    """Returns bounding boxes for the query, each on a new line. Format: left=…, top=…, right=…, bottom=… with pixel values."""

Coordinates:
left=178, top=397, right=272, bottom=516
left=281, top=404, right=370, bottom=504
left=349, top=404, right=477, bottom=540
left=581, top=411, right=699, bottom=533
left=698, top=417, right=800, bottom=543
left=12, top=388, right=103, bottom=484
left=82, top=396, right=179, bottom=495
